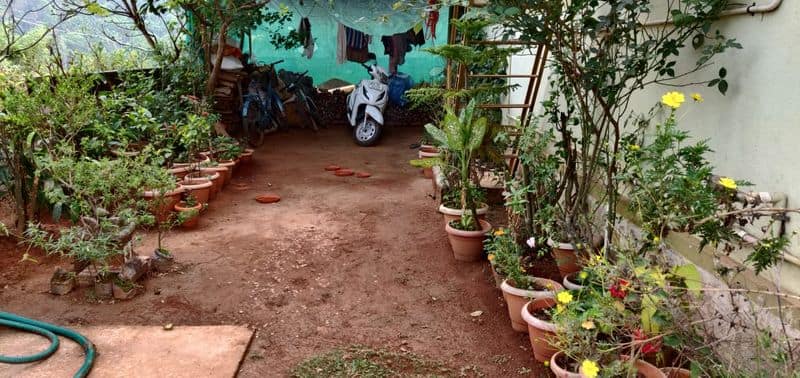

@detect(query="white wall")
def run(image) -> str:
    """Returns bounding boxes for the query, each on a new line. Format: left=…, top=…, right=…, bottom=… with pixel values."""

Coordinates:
left=505, top=1, right=800, bottom=294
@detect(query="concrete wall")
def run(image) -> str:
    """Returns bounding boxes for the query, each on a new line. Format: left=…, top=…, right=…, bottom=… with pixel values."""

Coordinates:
left=503, top=1, right=800, bottom=294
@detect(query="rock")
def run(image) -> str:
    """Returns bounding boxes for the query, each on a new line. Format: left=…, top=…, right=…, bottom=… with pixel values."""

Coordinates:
left=356, top=172, right=372, bottom=178
left=255, top=194, right=281, bottom=204
left=324, top=165, right=341, bottom=171
left=334, top=169, right=354, bottom=177
left=470, top=310, right=483, bottom=317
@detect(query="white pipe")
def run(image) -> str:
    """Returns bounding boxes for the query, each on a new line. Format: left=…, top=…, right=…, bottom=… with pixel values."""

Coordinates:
left=642, top=0, right=783, bottom=27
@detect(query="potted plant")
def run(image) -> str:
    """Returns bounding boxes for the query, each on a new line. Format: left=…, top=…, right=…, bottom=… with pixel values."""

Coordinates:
left=425, top=100, right=493, bottom=261
left=181, top=175, right=212, bottom=204
left=175, top=193, right=203, bottom=229
left=112, top=276, right=140, bottom=300
left=521, top=297, right=559, bottom=362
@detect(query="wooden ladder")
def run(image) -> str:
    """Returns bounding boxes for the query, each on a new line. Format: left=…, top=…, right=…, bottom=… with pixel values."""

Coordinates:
left=444, top=5, right=548, bottom=174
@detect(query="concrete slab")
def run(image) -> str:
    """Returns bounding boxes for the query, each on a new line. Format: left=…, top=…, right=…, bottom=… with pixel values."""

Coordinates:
left=0, top=325, right=253, bottom=378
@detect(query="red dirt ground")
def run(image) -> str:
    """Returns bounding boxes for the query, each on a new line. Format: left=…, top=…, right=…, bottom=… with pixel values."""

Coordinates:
left=0, top=126, right=551, bottom=377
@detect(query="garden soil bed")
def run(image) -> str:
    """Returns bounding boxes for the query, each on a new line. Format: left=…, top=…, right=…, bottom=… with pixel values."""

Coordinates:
left=0, top=126, right=554, bottom=377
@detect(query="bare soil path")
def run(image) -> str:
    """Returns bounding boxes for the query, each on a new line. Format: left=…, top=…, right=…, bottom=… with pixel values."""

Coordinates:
left=0, top=126, right=548, bottom=377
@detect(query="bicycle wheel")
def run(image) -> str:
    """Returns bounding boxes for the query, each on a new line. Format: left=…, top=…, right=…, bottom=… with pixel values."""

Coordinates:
left=242, top=102, right=265, bottom=147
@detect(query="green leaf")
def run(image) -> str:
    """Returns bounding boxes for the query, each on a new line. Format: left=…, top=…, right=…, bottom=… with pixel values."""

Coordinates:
left=467, top=117, right=487, bottom=151
left=409, top=158, right=441, bottom=168
left=640, top=294, right=660, bottom=333
left=423, top=124, right=448, bottom=148
left=718, top=67, right=727, bottom=78
left=673, top=264, right=702, bottom=294
left=85, top=2, right=110, bottom=16
left=718, top=80, right=728, bottom=95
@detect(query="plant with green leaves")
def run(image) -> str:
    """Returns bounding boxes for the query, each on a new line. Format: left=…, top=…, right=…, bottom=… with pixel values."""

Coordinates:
left=425, top=99, right=487, bottom=231
left=211, top=135, right=244, bottom=161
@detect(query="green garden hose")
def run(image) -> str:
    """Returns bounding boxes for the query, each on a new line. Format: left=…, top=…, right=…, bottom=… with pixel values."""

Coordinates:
left=0, top=312, right=95, bottom=378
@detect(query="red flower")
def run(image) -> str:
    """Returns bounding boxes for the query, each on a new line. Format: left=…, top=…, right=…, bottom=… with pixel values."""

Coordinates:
left=642, top=342, right=661, bottom=354
left=632, top=329, right=646, bottom=340
left=619, top=279, right=630, bottom=288
left=609, top=279, right=631, bottom=299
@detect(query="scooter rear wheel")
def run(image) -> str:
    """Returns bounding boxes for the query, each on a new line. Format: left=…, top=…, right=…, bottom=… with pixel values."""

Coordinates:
left=353, top=116, right=382, bottom=146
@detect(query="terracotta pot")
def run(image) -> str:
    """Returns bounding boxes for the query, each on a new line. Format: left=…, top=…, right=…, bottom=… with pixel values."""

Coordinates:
left=562, top=272, right=585, bottom=291
left=661, top=367, right=691, bottom=378
left=152, top=249, right=174, bottom=272
left=142, top=185, right=184, bottom=223
left=218, top=160, right=237, bottom=184
left=112, top=282, right=139, bottom=300
left=550, top=352, right=584, bottom=378
left=50, top=276, right=75, bottom=296
left=94, top=280, right=114, bottom=299
left=630, top=358, right=667, bottom=377
left=200, top=166, right=229, bottom=188
left=239, top=148, right=255, bottom=164
left=502, top=278, right=563, bottom=333
left=168, top=165, right=194, bottom=179
left=438, top=203, right=489, bottom=227
left=198, top=169, right=222, bottom=201
left=181, top=177, right=212, bottom=204
left=420, top=144, right=438, bottom=153
left=444, top=219, right=492, bottom=262
left=418, top=149, right=440, bottom=178
left=522, top=298, right=559, bottom=362
left=549, top=239, right=582, bottom=278
left=490, top=264, right=505, bottom=288
left=174, top=202, right=202, bottom=229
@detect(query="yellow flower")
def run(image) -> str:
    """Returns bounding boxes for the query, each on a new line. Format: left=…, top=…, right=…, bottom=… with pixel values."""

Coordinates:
left=493, top=229, right=506, bottom=236
left=556, top=304, right=565, bottom=314
left=543, top=360, right=550, bottom=367
left=579, top=271, right=588, bottom=280
left=581, top=320, right=595, bottom=330
left=488, top=254, right=496, bottom=262
left=691, top=93, right=704, bottom=102
left=581, top=360, right=600, bottom=378
left=653, top=236, right=661, bottom=244
left=719, top=177, right=737, bottom=190
left=628, top=144, right=640, bottom=151
left=661, top=91, right=685, bottom=109
left=556, top=291, right=573, bottom=305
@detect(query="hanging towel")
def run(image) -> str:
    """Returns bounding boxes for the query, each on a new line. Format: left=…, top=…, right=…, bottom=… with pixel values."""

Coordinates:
left=426, top=0, right=440, bottom=40
left=336, top=23, right=346, bottom=64
left=344, top=26, right=371, bottom=63
left=299, top=17, right=314, bottom=59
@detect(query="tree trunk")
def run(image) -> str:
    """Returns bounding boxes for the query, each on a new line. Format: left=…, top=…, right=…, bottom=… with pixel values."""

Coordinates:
left=205, top=22, right=229, bottom=96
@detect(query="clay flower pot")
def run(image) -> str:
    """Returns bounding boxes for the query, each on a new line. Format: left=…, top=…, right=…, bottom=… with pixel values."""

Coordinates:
left=198, top=169, right=223, bottom=201
left=152, top=249, right=175, bottom=272
left=549, top=239, right=582, bottom=278
left=112, top=281, right=139, bottom=300
left=200, top=166, right=229, bottom=189
left=238, top=148, right=255, bottom=164
left=444, top=219, right=492, bottom=262
left=175, top=202, right=202, bottom=229
left=438, top=203, right=489, bottom=227
left=522, top=298, right=558, bottom=362
left=168, top=165, right=193, bottom=179
left=550, top=352, right=667, bottom=378
left=94, top=279, right=114, bottom=299
left=181, top=177, right=212, bottom=204
left=418, top=148, right=440, bottom=179
left=142, top=185, right=185, bottom=223
left=502, top=278, right=563, bottom=333
left=562, top=272, right=585, bottom=291
left=218, top=160, right=237, bottom=184
left=661, top=367, right=691, bottom=378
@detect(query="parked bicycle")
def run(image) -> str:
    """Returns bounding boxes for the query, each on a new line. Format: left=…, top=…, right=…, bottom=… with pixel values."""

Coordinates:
left=279, top=69, right=324, bottom=131
left=241, top=59, right=286, bottom=147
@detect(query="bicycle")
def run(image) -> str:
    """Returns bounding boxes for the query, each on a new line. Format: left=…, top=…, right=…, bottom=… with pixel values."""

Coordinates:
left=281, top=70, right=324, bottom=131
left=241, top=59, right=286, bottom=147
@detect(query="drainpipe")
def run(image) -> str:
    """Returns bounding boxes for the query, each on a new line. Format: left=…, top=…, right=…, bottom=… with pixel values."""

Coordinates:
left=642, top=0, right=783, bottom=27
left=729, top=190, right=799, bottom=266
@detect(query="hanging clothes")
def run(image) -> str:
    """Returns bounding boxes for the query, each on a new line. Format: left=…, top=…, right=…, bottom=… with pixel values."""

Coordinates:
left=426, top=0, right=440, bottom=40
left=381, top=28, right=425, bottom=74
left=336, top=23, right=346, bottom=64
left=299, top=17, right=314, bottom=59
left=345, top=26, right=371, bottom=63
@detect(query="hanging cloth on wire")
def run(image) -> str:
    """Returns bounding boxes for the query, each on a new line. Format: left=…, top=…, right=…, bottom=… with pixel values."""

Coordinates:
left=299, top=17, right=314, bottom=59
left=426, top=0, right=440, bottom=39
left=381, top=28, right=425, bottom=74
left=344, top=25, right=372, bottom=63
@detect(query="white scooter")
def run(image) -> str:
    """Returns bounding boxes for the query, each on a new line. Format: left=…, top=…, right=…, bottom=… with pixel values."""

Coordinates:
left=347, top=63, right=389, bottom=146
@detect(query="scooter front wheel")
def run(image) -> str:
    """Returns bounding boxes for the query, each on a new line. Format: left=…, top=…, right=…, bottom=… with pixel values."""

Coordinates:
left=353, top=116, right=382, bottom=146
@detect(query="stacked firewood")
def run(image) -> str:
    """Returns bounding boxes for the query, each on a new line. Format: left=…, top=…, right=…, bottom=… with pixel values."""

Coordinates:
left=315, top=89, right=436, bottom=127
left=213, top=70, right=247, bottom=129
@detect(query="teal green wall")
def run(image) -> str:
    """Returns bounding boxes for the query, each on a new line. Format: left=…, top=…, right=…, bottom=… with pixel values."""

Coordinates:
left=248, top=6, right=449, bottom=86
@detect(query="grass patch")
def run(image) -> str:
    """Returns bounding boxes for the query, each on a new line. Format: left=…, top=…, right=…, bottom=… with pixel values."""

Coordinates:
left=291, top=345, right=482, bottom=377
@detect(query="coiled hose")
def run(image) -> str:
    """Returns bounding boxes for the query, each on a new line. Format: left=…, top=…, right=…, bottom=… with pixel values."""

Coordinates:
left=0, top=312, right=95, bottom=378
